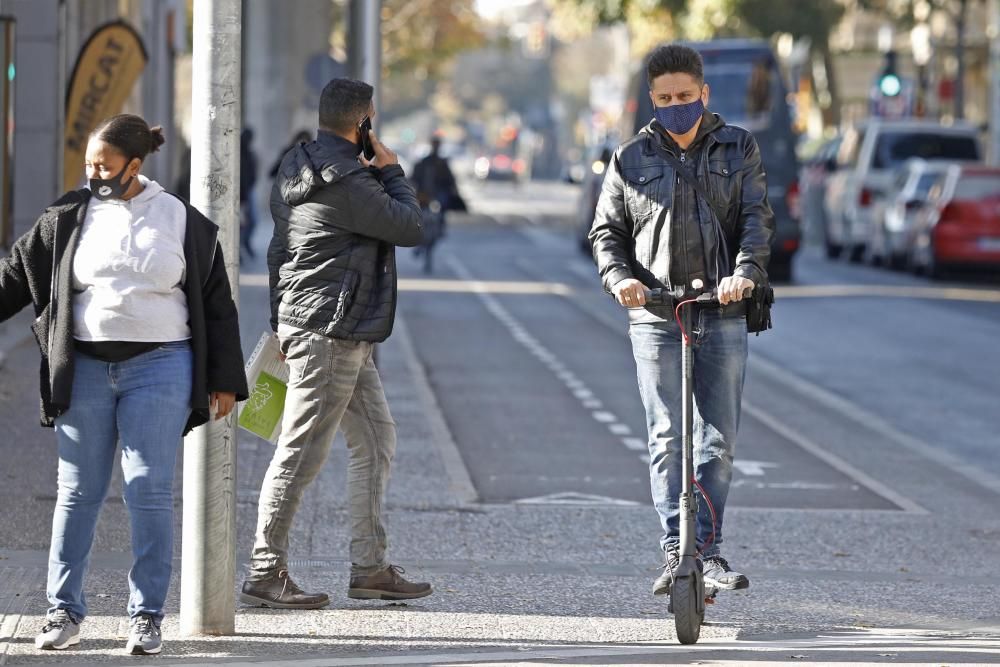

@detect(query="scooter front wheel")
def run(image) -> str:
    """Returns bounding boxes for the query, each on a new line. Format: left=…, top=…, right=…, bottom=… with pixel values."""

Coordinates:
left=672, top=575, right=704, bottom=644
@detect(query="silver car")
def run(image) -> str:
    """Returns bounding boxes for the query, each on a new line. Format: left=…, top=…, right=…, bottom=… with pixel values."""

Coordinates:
left=866, top=158, right=954, bottom=268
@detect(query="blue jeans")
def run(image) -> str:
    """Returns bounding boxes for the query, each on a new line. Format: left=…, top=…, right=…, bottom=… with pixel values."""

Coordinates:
left=629, top=310, right=747, bottom=558
left=48, top=342, right=192, bottom=623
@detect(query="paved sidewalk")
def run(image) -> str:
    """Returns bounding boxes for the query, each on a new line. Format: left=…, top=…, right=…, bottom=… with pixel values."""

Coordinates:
left=1, top=248, right=999, bottom=665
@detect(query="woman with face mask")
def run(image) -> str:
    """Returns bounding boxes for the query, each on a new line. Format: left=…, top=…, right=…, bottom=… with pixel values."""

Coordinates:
left=0, top=114, right=248, bottom=656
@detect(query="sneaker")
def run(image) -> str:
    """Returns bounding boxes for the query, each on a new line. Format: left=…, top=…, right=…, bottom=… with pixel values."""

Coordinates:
left=652, top=547, right=681, bottom=596
left=348, top=565, right=432, bottom=600
left=239, top=569, right=330, bottom=609
left=126, top=614, right=161, bottom=655
left=34, top=609, right=80, bottom=650
left=702, top=554, right=749, bottom=590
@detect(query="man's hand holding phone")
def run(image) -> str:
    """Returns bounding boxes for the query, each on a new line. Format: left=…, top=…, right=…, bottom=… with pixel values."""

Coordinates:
left=358, top=123, right=398, bottom=169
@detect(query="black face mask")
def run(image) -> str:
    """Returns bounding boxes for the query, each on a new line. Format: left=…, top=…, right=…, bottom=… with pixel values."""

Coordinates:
left=89, top=163, right=134, bottom=201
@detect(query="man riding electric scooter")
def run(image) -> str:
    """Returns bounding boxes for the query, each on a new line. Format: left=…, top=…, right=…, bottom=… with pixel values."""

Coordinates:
left=589, top=44, right=774, bottom=603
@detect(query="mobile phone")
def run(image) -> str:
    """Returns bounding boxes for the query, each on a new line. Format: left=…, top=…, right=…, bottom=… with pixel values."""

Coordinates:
left=358, top=116, right=376, bottom=161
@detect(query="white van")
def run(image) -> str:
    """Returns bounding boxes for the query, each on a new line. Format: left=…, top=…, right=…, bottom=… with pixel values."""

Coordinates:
left=822, top=120, right=980, bottom=261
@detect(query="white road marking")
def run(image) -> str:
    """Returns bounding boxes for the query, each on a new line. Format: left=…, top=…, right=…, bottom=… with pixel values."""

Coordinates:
left=732, top=459, right=780, bottom=476
left=447, top=255, right=643, bottom=464
left=742, top=400, right=927, bottom=514
left=749, top=353, right=1000, bottom=499
left=622, top=437, right=647, bottom=451
left=514, top=491, right=639, bottom=506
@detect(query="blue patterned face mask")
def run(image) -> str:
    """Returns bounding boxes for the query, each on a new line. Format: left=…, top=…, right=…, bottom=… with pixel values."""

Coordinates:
left=653, top=98, right=705, bottom=135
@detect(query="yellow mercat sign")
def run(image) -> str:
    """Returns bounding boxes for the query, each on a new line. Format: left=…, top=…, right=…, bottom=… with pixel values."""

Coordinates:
left=63, top=21, right=147, bottom=192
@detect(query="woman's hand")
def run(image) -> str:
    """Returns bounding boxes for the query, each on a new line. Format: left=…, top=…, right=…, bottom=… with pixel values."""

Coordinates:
left=210, top=392, right=237, bottom=420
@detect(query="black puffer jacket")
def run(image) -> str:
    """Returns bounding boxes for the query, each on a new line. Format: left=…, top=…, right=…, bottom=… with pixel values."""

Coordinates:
left=268, top=131, right=424, bottom=341
left=589, top=113, right=774, bottom=318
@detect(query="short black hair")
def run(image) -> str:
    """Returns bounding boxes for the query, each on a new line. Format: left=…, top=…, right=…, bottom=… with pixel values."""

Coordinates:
left=91, top=114, right=165, bottom=161
left=318, top=78, right=374, bottom=134
left=646, top=44, right=704, bottom=87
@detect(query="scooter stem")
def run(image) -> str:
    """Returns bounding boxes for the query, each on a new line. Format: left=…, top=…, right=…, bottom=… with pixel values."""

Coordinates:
left=678, top=302, right=698, bottom=568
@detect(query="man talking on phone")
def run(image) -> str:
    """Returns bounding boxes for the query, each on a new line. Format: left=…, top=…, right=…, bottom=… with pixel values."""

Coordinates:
left=241, top=78, right=429, bottom=609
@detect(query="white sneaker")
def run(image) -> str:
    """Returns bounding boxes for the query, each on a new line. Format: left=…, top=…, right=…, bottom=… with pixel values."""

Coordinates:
left=125, top=614, right=162, bottom=655
left=34, top=609, right=80, bottom=650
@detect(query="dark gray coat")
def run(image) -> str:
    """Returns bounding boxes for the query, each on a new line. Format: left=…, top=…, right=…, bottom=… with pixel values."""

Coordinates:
left=267, top=131, right=424, bottom=341
left=0, top=188, right=249, bottom=434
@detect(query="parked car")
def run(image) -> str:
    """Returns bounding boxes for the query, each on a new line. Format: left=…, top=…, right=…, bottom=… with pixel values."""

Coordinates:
left=907, top=164, right=1000, bottom=278
left=822, top=119, right=981, bottom=262
left=617, top=39, right=801, bottom=282
left=799, top=134, right=842, bottom=245
left=865, top=158, right=953, bottom=268
left=474, top=153, right=526, bottom=182
left=575, top=143, right=616, bottom=255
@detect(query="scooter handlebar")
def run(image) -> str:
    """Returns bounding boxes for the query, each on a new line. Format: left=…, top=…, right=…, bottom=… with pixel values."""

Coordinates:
left=643, top=287, right=719, bottom=305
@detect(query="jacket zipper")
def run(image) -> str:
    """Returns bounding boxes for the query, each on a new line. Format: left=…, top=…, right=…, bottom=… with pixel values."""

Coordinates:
left=679, top=151, right=691, bottom=287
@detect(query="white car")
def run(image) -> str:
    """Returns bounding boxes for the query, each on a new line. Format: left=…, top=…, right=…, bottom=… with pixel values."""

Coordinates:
left=822, top=120, right=981, bottom=261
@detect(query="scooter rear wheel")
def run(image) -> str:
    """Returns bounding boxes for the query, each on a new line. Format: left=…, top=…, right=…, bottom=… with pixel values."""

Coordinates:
left=672, top=575, right=703, bottom=644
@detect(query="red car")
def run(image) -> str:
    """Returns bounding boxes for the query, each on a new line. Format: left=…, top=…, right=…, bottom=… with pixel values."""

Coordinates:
left=908, top=164, right=1000, bottom=278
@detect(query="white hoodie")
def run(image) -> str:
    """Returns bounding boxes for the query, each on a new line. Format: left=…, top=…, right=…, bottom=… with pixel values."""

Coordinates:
left=73, top=176, right=191, bottom=342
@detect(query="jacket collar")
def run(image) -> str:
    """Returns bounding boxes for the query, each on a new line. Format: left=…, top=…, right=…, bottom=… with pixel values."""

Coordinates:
left=317, top=129, right=361, bottom=156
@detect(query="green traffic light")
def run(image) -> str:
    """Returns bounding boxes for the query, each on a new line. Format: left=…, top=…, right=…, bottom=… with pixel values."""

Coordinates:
left=879, top=74, right=901, bottom=97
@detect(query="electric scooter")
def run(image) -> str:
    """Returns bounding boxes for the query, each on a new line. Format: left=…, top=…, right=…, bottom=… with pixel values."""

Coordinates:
left=643, top=279, right=723, bottom=645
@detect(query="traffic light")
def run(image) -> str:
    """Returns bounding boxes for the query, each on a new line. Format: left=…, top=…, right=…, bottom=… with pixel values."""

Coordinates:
left=878, top=51, right=901, bottom=97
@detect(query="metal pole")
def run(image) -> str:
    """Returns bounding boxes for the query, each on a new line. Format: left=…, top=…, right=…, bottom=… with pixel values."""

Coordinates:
left=181, top=0, right=241, bottom=637
left=347, top=0, right=382, bottom=122
left=990, top=0, right=1000, bottom=164
left=954, top=0, right=968, bottom=120
left=347, top=0, right=381, bottom=364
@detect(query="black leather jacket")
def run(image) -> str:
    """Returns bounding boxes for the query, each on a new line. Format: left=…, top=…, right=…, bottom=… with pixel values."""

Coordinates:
left=268, top=132, right=424, bottom=341
left=589, top=114, right=774, bottom=318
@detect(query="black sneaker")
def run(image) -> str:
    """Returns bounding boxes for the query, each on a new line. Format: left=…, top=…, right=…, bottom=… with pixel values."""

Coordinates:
left=652, top=548, right=681, bottom=596
left=702, top=554, right=749, bottom=590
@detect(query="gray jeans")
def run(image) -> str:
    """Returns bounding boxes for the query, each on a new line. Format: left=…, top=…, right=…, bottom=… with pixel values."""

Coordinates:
left=249, top=324, right=396, bottom=578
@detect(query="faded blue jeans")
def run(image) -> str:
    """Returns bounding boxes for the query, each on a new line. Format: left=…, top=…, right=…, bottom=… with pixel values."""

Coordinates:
left=629, top=309, right=747, bottom=558
left=48, top=342, right=192, bottom=623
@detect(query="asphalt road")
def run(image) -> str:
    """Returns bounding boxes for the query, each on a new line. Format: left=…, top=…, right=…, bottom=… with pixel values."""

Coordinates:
left=399, top=179, right=1000, bottom=515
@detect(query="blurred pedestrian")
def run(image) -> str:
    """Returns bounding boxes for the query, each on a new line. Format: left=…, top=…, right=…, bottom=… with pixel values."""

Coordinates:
left=241, top=78, right=430, bottom=609
left=268, top=129, right=313, bottom=180
left=240, top=128, right=260, bottom=259
left=411, top=135, right=462, bottom=215
left=0, top=114, right=248, bottom=655
left=589, top=45, right=774, bottom=596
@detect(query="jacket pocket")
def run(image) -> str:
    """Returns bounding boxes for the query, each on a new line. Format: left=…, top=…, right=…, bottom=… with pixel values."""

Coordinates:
left=708, top=157, right=743, bottom=225
left=31, top=303, right=51, bottom=361
left=334, top=269, right=360, bottom=322
left=622, top=166, right=664, bottom=226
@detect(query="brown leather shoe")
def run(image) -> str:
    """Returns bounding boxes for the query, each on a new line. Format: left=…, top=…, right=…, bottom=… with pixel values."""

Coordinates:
left=348, top=565, right=432, bottom=600
left=240, top=569, right=330, bottom=609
